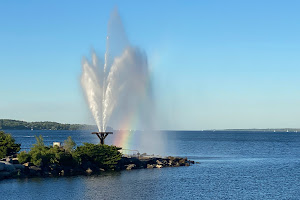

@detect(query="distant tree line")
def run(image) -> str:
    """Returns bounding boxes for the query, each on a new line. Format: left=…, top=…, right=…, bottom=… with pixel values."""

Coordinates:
left=0, top=119, right=111, bottom=131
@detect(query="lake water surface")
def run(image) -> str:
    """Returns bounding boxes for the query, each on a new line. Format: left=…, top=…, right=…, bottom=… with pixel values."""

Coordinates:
left=1, top=130, right=300, bottom=199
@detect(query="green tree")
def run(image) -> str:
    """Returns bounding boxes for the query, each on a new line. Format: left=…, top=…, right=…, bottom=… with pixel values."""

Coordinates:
left=29, top=135, right=52, bottom=166
left=17, top=151, right=31, bottom=163
left=73, top=143, right=122, bottom=170
left=0, top=131, right=21, bottom=158
left=18, top=135, right=76, bottom=167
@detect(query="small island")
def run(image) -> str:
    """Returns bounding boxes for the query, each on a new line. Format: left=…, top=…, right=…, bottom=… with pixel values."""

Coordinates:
left=0, top=131, right=194, bottom=180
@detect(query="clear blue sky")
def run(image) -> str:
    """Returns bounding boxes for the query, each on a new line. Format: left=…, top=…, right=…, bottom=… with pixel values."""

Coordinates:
left=1, top=1, right=300, bottom=130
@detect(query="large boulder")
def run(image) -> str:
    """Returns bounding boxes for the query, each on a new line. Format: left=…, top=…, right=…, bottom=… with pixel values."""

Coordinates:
left=0, top=161, right=16, bottom=172
left=13, top=164, right=25, bottom=170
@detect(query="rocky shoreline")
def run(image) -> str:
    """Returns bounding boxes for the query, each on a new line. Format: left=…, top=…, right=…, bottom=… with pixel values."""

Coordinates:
left=0, top=155, right=195, bottom=180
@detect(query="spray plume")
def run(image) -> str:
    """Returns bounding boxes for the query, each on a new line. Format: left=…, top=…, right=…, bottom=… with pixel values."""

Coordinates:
left=80, top=9, right=153, bottom=133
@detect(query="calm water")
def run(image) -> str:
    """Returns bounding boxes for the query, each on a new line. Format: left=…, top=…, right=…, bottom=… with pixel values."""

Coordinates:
left=1, top=130, right=300, bottom=199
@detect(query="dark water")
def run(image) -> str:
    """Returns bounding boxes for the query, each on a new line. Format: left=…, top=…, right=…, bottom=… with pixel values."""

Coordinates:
left=1, top=130, right=300, bottom=200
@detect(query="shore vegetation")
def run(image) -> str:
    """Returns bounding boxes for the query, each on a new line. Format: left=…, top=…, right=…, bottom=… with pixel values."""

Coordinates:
left=0, top=131, right=21, bottom=158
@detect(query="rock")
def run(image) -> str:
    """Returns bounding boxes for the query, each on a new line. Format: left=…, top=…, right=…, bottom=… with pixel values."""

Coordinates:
left=29, top=166, right=42, bottom=176
left=156, top=164, right=163, bottom=168
left=0, top=161, right=16, bottom=172
left=156, top=160, right=163, bottom=165
left=162, top=160, right=168, bottom=166
left=147, top=164, right=154, bottom=169
left=23, top=162, right=34, bottom=167
left=29, top=166, right=41, bottom=171
left=13, top=164, right=25, bottom=170
left=86, top=168, right=93, bottom=174
left=179, top=158, right=187, bottom=165
left=99, top=168, right=105, bottom=172
left=0, top=171, right=12, bottom=179
left=12, top=158, right=19, bottom=164
left=126, top=164, right=136, bottom=170
left=6, top=157, right=12, bottom=163
left=0, top=162, right=5, bottom=171
left=60, top=170, right=65, bottom=176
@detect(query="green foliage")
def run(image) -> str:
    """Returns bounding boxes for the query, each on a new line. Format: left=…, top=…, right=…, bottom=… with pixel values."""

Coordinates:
left=19, top=135, right=75, bottom=167
left=73, top=143, right=122, bottom=170
left=16, top=135, right=121, bottom=171
left=63, top=136, right=76, bottom=152
left=17, top=151, right=31, bottom=163
left=0, top=131, right=21, bottom=158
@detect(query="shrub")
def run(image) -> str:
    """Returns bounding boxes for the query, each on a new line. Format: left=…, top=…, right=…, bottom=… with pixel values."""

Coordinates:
left=73, top=143, right=122, bottom=170
left=0, top=131, right=21, bottom=158
left=17, top=151, right=31, bottom=164
left=17, top=135, right=122, bottom=171
left=21, top=135, right=76, bottom=167
left=29, top=135, right=52, bottom=166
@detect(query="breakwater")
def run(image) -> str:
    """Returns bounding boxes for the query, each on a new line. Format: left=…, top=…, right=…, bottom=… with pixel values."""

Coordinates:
left=0, top=155, right=195, bottom=180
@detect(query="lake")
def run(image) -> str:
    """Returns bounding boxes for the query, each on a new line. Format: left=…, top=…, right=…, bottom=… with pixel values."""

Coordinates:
left=1, top=130, right=300, bottom=199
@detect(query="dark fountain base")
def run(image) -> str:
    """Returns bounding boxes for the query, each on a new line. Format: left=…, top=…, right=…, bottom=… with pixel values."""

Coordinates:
left=91, top=132, right=113, bottom=145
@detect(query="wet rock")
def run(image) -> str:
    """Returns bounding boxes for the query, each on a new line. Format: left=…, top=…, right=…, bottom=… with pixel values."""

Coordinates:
left=13, top=164, right=25, bottom=170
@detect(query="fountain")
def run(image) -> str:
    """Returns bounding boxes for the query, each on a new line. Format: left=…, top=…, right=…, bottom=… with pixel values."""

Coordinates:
left=80, top=9, right=153, bottom=145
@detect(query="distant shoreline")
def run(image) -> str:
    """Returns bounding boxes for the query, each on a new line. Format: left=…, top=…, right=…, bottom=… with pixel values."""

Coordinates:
left=0, top=119, right=100, bottom=131
left=1, top=119, right=299, bottom=132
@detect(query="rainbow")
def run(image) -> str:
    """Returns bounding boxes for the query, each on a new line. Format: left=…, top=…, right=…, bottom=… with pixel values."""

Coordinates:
left=112, top=74, right=152, bottom=150
left=113, top=113, right=138, bottom=149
